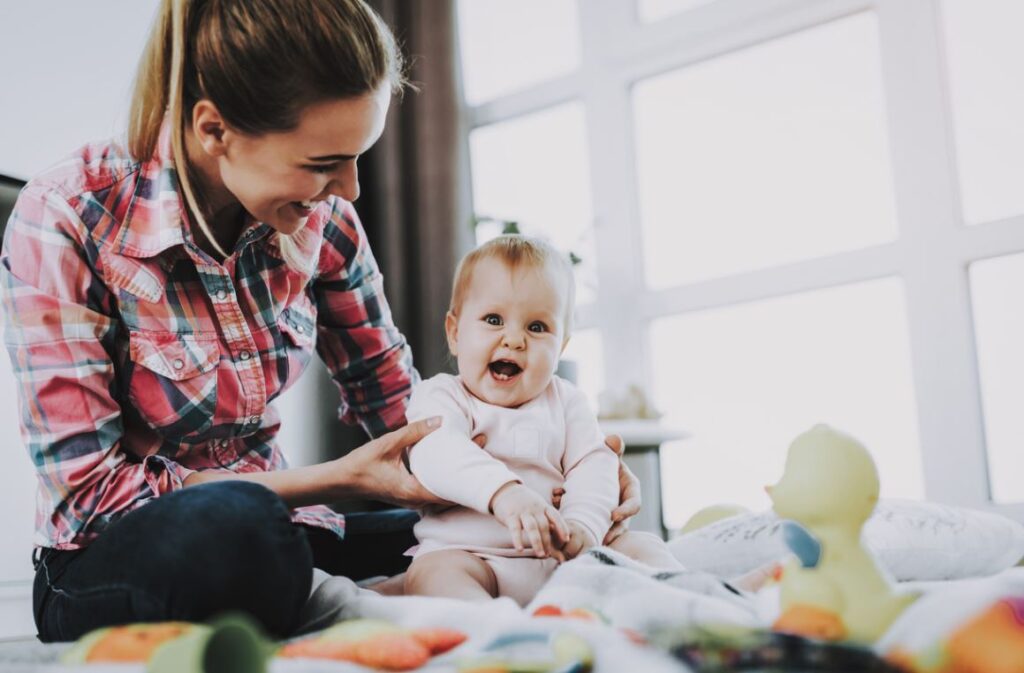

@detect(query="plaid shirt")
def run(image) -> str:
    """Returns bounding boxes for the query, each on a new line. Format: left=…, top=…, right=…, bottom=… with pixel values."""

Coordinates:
left=0, top=125, right=417, bottom=550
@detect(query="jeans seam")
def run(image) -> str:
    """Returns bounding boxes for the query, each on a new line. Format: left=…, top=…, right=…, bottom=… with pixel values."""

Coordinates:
left=42, top=555, right=157, bottom=604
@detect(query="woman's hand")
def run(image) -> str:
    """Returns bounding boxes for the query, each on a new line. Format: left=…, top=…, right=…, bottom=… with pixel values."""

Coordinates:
left=336, top=417, right=450, bottom=509
left=490, top=482, right=568, bottom=560
left=546, top=434, right=642, bottom=546
left=603, top=434, right=642, bottom=545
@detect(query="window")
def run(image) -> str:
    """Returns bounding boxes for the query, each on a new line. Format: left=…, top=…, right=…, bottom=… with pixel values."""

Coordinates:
left=970, top=253, right=1024, bottom=504
left=941, top=0, right=1024, bottom=226
left=456, top=0, right=1024, bottom=526
left=633, top=13, right=897, bottom=288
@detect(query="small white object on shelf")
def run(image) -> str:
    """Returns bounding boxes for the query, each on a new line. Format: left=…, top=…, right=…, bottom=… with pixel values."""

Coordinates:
left=598, top=419, right=689, bottom=450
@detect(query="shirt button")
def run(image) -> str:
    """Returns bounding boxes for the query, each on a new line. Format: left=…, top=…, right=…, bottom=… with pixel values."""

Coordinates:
left=172, top=359, right=185, bottom=370
left=239, top=351, right=252, bottom=361
left=216, top=289, right=228, bottom=301
left=249, top=415, right=261, bottom=425
left=219, top=440, right=230, bottom=449
left=295, top=324, right=305, bottom=334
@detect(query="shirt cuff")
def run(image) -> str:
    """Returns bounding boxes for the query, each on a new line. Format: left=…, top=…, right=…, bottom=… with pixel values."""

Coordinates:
left=562, top=511, right=611, bottom=548
left=143, top=455, right=195, bottom=495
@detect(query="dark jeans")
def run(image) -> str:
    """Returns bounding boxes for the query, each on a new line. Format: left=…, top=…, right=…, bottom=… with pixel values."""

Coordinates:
left=32, top=481, right=418, bottom=642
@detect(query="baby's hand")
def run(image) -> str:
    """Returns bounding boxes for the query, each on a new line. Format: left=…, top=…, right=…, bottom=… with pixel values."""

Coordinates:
left=560, top=521, right=597, bottom=561
left=490, top=482, right=569, bottom=559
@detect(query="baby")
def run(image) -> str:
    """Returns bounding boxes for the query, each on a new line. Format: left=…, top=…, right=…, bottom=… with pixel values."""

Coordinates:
left=403, top=235, right=684, bottom=605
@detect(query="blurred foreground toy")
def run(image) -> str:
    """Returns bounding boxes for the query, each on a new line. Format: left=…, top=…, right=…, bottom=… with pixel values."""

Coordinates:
left=655, top=624, right=903, bottom=672
left=278, top=618, right=466, bottom=670
left=61, top=614, right=269, bottom=673
left=886, top=596, right=1024, bottom=673
left=767, top=424, right=917, bottom=643
left=458, top=630, right=594, bottom=673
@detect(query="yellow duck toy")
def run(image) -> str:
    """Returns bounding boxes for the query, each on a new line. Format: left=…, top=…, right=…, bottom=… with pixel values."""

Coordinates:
left=767, top=424, right=917, bottom=644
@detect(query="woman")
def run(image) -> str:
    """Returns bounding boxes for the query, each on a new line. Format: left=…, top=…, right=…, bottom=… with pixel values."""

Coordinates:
left=1, top=0, right=640, bottom=642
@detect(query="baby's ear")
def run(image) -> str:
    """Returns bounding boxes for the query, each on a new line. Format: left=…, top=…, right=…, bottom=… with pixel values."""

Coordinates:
left=444, top=311, right=459, bottom=355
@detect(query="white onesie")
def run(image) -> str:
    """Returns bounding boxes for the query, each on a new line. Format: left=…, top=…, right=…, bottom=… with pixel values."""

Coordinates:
left=405, top=373, right=618, bottom=602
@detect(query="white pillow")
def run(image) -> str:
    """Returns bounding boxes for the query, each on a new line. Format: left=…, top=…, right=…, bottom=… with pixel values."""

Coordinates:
left=666, top=499, right=1024, bottom=582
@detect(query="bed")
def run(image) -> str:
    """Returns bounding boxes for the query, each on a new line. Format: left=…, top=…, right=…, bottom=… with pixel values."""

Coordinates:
left=1, top=499, right=1021, bottom=672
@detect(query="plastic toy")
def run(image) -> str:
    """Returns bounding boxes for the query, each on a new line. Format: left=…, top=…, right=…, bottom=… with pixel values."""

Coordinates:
left=61, top=614, right=270, bottom=673
left=278, top=618, right=467, bottom=670
left=458, top=630, right=594, bottom=673
left=767, top=424, right=917, bottom=643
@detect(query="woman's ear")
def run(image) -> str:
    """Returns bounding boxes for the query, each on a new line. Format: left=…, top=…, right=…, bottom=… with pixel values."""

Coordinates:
left=444, top=311, right=459, bottom=356
left=191, top=100, right=228, bottom=157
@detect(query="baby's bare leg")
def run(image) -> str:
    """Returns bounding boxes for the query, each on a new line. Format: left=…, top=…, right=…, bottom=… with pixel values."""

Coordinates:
left=608, top=531, right=685, bottom=570
left=610, top=531, right=778, bottom=591
left=404, top=550, right=498, bottom=601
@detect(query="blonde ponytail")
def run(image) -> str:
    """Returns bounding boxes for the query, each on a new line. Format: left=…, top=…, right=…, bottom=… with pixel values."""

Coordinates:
left=128, top=0, right=406, bottom=268
left=167, top=0, right=230, bottom=260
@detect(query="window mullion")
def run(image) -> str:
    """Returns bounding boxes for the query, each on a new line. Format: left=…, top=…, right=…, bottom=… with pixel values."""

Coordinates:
left=876, top=0, right=991, bottom=507
left=578, top=0, right=654, bottom=395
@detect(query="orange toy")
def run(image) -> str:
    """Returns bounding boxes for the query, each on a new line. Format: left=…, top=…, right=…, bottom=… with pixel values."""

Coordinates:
left=773, top=604, right=847, bottom=642
left=278, top=618, right=467, bottom=671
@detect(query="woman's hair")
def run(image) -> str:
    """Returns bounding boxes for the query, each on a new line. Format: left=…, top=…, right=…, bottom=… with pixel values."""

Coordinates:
left=128, top=0, right=406, bottom=269
left=450, top=235, right=576, bottom=337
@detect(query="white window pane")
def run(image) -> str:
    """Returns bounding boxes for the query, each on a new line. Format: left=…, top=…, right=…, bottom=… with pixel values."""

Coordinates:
left=637, top=0, right=715, bottom=23
left=562, top=328, right=604, bottom=411
left=941, top=0, right=1024, bottom=225
left=634, top=13, right=898, bottom=288
left=456, top=0, right=581, bottom=105
left=650, top=278, right=923, bottom=530
left=970, top=253, right=1024, bottom=503
left=469, top=104, right=598, bottom=305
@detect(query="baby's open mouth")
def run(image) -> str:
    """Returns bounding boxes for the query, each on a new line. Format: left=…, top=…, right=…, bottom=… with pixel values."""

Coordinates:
left=488, top=360, right=522, bottom=381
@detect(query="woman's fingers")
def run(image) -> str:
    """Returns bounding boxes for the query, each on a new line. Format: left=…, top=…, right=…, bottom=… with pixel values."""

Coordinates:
left=611, top=461, right=642, bottom=521
left=381, top=417, right=441, bottom=455
left=509, top=518, right=525, bottom=552
left=603, top=433, right=624, bottom=458
left=603, top=520, right=628, bottom=546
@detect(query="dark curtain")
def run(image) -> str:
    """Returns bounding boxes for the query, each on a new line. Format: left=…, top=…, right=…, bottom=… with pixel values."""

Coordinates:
left=360, top=0, right=472, bottom=379
left=317, top=0, right=472, bottom=498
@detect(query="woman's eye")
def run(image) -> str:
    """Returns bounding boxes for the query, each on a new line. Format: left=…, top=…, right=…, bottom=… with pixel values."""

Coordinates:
left=528, top=322, right=548, bottom=333
left=305, top=163, right=339, bottom=174
left=484, top=314, right=502, bottom=326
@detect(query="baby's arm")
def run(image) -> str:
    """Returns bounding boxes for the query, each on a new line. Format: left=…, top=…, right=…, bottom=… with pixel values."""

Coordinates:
left=406, top=376, right=519, bottom=513
left=406, top=377, right=566, bottom=557
left=558, top=384, right=620, bottom=557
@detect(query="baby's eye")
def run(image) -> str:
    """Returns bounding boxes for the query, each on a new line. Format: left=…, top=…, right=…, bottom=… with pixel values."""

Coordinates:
left=528, top=321, right=548, bottom=333
left=484, top=314, right=503, bottom=326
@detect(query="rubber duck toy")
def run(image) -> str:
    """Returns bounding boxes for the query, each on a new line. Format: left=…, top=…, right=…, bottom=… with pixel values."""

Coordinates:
left=767, top=424, right=917, bottom=643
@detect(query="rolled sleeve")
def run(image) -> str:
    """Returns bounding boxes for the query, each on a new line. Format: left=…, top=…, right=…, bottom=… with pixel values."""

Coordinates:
left=314, top=200, right=417, bottom=438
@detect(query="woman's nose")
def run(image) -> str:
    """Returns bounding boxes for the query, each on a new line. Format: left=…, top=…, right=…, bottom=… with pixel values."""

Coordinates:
left=327, top=162, right=360, bottom=203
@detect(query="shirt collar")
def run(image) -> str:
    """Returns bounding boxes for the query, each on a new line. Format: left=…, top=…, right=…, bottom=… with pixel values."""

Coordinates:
left=116, top=119, right=191, bottom=259
left=115, top=117, right=323, bottom=266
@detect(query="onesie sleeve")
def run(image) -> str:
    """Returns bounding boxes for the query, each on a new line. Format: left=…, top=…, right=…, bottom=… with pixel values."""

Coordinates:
left=558, top=381, right=619, bottom=545
left=406, top=375, right=520, bottom=514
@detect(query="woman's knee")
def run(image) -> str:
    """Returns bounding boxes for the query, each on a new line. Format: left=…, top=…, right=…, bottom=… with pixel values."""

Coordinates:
left=134, top=481, right=313, bottom=635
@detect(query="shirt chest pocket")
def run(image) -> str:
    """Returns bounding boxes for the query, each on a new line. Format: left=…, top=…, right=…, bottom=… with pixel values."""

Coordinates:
left=127, top=330, right=220, bottom=440
left=276, top=295, right=317, bottom=384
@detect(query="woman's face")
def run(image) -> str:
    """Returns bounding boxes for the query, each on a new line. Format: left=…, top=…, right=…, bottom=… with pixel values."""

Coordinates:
left=197, top=84, right=391, bottom=234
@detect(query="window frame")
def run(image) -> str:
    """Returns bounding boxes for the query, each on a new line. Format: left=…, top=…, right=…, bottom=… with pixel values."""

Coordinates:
left=459, top=0, right=1024, bottom=521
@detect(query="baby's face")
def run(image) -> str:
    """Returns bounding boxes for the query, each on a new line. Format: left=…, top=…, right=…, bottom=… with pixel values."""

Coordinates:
left=447, top=257, right=569, bottom=408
